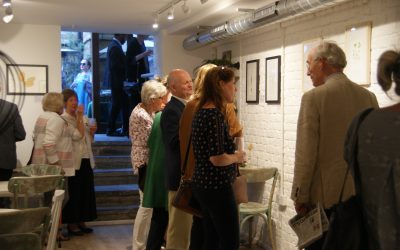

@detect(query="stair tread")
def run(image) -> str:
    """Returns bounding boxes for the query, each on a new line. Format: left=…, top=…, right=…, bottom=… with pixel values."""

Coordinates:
left=94, top=168, right=133, bottom=173
left=95, top=155, right=130, bottom=158
left=95, top=184, right=138, bottom=192
left=97, top=205, right=138, bottom=211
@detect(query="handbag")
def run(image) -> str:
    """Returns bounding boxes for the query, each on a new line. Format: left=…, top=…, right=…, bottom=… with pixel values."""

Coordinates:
left=322, top=108, right=373, bottom=250
left=138, top=164, right=147, bottom=192
left=232, top=167, right=248, bottom=204
left=172, top=135, right=202, bottom=217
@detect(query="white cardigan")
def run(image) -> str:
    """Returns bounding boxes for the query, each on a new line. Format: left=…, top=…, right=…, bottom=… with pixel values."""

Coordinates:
left=61, top=113, right=96, bottom=170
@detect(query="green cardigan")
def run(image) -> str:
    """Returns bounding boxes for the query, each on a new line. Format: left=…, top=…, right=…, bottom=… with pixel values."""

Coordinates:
left=142, top=112, right=168, bottom=208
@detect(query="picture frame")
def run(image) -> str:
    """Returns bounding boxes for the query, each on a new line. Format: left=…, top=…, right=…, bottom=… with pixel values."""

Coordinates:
left=246, top=59, right=259, bottom=103
left=344, top=23, right=371, bottom=86
left=302, top=38, right=322, bottom=92
left=222, top=50, right=232, bottom=62
left=265, top=56, right=281, bottom=103
left=6, top=64, right=48, bottom=95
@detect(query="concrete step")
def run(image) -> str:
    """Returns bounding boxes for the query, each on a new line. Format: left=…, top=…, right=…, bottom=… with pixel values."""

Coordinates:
left=93, top=168, right=136, bottom=185
left=96, top=205, right=138, bottom=221
left=92, top=144, right=131, bottom=156
left=95, top=155, right=132, bottom=169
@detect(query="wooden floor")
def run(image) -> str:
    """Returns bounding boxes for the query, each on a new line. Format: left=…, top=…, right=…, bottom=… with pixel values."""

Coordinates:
left=59, top=224, right=265, bottom=250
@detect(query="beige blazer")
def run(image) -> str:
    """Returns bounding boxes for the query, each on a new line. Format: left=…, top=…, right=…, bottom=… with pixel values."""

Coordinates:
left=291, top=72, right=379, bottom=209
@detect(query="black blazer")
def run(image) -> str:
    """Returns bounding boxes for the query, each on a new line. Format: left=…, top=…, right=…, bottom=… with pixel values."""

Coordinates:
left=106, top=39, right=126, bottom=92
left=160, top=96, right=185, bottom=191
left=0, top=100, right=26, bottom=170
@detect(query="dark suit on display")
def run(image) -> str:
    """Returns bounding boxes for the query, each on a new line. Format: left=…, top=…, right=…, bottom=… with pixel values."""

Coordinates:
left=106, top=38, right=129, bottom=134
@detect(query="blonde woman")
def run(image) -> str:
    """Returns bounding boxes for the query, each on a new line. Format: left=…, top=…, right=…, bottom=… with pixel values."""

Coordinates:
left=31, top=92, right=77, bottom=176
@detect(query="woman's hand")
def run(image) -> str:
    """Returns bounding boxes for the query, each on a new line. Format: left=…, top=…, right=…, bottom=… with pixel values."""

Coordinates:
left=76, top=105, right=84, bottom=117
left=235, top=150, right=246, bottom=164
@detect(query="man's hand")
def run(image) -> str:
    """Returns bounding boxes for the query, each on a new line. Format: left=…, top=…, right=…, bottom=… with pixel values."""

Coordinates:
left=295, top=202, right=310, bottom=216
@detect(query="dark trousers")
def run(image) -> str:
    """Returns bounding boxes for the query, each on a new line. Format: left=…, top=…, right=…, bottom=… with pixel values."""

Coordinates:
left=146, top=207, right=168, bottom=250
left=62, top=159, right=97, bottom=223
left=0, top=169, right=13, bottom=181
left=0, top=169, right=13, bottom=208
left=189, top=215, right=204, bottom=250
left=108, top=88, right=129, bottom=133
left=305, top=208, right=332, bottom=250
left=193, top=186, right=239, bottom=250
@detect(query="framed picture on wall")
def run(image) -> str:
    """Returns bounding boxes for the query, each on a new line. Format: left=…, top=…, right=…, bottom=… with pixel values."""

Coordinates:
left=246, top=59, right=259, bottom=103
left=344, top=23, right=371, bottom=86
left=6, top=64, right=48, bottom=95
left=302, top=38, right=322, bottom=92
left=265, top=56, right=281, bottom=103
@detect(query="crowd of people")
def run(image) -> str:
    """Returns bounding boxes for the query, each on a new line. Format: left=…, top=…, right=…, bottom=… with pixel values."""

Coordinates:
left=1, top=39, right=399, bottom=250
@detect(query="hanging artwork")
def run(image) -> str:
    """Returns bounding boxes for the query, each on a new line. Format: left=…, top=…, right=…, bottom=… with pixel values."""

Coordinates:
left=246, top=59, right=259, bottom=103
left=344, top=23, right=371, bottom=86
left=265, top=56, right=281, bottom=103
left=6, top=64, right=48, bottom=95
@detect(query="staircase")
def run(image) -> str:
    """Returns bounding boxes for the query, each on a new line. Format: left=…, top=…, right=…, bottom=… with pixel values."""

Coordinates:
left=92, top=136, right=139, bottom=221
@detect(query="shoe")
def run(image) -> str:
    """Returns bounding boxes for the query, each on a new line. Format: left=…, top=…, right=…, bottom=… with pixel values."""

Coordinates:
left=68, top=226, right=84, bottom=236
left=106, top=130, right=124, bottom=137
left=78, top=225, right=93, bottom=234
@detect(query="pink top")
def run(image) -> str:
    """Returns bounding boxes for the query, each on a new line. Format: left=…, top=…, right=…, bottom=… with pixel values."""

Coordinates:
left=129, top=104, right=154, bottom=169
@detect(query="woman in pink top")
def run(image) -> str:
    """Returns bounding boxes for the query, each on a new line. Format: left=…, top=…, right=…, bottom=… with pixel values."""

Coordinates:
left=129, top=80, right=168, bottom=250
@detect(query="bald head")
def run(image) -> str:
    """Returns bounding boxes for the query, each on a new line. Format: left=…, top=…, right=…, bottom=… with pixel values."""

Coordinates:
left=167, top=69, right=193, bottom=100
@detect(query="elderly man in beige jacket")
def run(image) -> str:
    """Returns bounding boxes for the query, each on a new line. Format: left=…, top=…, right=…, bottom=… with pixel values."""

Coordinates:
left=291, top=41, right=379, bottom=250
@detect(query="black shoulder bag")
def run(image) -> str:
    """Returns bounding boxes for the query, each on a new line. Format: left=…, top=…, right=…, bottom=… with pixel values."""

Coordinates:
left=322, top=108, right=373, bottom=250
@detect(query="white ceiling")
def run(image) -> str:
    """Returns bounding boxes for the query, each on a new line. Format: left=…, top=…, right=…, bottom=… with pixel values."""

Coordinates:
left=8, top=0, right=273, bottom=35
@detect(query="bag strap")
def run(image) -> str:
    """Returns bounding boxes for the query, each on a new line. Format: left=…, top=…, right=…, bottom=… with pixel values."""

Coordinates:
left=181, top=134, right=192, bottom=176
left=337, top=108, right=373, bottom=203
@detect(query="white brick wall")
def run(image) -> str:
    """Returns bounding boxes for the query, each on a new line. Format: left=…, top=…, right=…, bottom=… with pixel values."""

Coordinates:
left=212, top=0, right=400, bottom=249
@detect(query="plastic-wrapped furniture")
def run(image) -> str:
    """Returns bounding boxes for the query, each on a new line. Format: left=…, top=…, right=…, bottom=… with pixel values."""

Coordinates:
left=8, top=175, right=64, bottom=208
left=0, top=207, right=51, bottom=249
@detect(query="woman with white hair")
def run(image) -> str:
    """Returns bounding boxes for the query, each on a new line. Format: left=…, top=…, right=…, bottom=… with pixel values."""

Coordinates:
left=129, top=80, right=168, bottom=250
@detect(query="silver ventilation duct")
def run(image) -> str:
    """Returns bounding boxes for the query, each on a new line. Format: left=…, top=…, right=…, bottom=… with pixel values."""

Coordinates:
left=182, top=0, right=351, bottom=50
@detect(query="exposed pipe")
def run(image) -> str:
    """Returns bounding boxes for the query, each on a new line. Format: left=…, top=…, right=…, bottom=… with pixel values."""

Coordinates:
left=182, top=0, right=351, bottom=50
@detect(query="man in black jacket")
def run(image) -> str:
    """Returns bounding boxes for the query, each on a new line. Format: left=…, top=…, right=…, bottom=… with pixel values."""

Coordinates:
left=106, top=34, right=128, bottom=136
left=125, top=34, right=152, bottom=113
left=0, top=99, right=26, bottom=181
left=160, top=69, right=193, bottom=249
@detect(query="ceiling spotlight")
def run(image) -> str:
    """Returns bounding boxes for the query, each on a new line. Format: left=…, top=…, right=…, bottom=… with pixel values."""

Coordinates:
left=152, top=15, right=159, bottom=29
left=2, top=0, right=11, bottom=7
left=167, top=6, right=174, bottom=20
left=200, top=0, right=208, bottom=4
left=237, top=8, right=255, bottom=12
left=3, top=6, right=13, bottom=23
left=181, top=0, right=190, bottom=14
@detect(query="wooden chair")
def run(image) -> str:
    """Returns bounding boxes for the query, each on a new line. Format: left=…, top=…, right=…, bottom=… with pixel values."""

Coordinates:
left=0, top=207, right=51, bottom=249
left=239, top=167, right=278, bottom=250
left=8, top=175, right=64, bottom=208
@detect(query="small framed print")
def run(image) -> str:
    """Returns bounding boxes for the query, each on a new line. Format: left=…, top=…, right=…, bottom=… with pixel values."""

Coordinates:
left=344, top=23, right=371, bottom=86
left=246, top=59, right=259, bottom=103
left=265, top=56, right=281, bottom=103
left=6, top=64, right=48, bottom=95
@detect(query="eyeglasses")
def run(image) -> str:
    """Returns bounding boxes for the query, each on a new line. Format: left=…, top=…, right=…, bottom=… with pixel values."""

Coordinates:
left=80, top=63, right=87, bottom=66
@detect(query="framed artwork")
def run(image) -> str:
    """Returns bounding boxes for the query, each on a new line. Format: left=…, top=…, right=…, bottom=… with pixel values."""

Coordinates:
left=6, top=64, right=48, bottom=95
left=246, top=59, right=259, bottom=103
left=222, top=50, right=232, bottom=62
left=302, top=38, right=321, bottom=92
left=344, top=23, right=371, bottom=86
left=265, top=56, right=281, bottom=103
